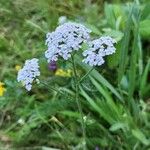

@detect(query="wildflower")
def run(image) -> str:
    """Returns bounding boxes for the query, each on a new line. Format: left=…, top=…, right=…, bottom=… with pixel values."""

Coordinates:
left=17, top=58, right=40, bottom=91
left=15, top=65, right=21, bottom=71
left=55, top=69, right=72, bottom=77
left=82, top=36, right=116, bottom=66
left=45, top=22, right=91, bottom=62
left=58, top=16, right=67, bottom=25
left=0, top=82, right=6, bottom=96
left=48, top=61, right=57, bottom=71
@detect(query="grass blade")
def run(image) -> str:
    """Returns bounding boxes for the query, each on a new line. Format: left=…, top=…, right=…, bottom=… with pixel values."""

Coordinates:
left=76, top=56, right=123, bottom=102
left=118, top=4, right=134, bottom=82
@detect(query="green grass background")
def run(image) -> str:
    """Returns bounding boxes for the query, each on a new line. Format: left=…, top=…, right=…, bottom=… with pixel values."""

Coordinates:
left=0, top=0, right=150, bottom=149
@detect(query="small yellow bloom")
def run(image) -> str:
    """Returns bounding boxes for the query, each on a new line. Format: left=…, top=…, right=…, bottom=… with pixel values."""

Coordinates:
left=55, top=69, right=72, bottom=77
left=0, top=82, right=6, bottom=96
left=15, top=65, right=21, bottom=71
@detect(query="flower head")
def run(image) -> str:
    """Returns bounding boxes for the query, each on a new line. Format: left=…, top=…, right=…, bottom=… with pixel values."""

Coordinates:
left=0, top=82, right=6, bottom=96
left=82, top=36, right=116, bottom=66
left=45, top=22, right=91, bottom=62
left=17, top=58, right=40, bottom=91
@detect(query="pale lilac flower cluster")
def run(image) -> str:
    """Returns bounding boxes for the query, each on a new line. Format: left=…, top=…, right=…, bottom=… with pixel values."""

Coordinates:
left=45, top=22, right=91, bottom=62
left=17, top=58, right=40, bottom=91
left=17, top=23, right=117, bottom=91
left=82, top=36, right=116, bottom=66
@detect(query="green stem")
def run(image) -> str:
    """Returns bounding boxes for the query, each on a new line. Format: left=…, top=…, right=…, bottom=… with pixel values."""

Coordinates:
left=71, top=55, right=86, bottom=150
left=79, top=67, right=94, bottom=83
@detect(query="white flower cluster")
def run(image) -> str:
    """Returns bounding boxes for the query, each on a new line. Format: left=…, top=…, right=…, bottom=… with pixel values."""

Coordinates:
left=45, top=22, right=91, bottom=62
left=82, top=36, right=116, bottom=66
left=17, top=58, right=40, bottom=91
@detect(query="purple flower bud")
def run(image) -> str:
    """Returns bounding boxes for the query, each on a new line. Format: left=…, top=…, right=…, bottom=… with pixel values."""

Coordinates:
left=48, top=61, right=57, bottom=71
left=95, top=146, right=100, bottom=150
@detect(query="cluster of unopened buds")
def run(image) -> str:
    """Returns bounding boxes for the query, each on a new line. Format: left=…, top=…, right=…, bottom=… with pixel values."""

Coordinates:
left=17, top=22, right=116, bottom=91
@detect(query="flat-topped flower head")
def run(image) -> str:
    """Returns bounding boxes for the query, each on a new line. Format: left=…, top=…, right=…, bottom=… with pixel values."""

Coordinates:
left=45, top=22, right=91, bottom=62
left=82, top=36, right=116, bottom=66
left=17, top=58, right=40, bottom=91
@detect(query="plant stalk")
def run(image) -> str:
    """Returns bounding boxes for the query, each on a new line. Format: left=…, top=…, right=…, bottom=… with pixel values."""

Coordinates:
left=71, top=55, right=86, bottom=150
left=79, top=67, right=94, bottom=83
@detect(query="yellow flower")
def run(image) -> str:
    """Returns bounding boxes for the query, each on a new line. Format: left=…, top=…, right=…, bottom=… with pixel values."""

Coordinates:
left=15, top=65, right=21, bottom=71
left=55, top=69, right=72, bottom=77
left=0, top=82, right=6, bottom=96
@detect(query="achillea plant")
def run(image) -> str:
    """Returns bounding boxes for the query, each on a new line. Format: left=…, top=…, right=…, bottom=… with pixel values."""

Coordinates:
left=17, top=22, right=116, bottom=149
left=17, top=22, right=116, bottom=91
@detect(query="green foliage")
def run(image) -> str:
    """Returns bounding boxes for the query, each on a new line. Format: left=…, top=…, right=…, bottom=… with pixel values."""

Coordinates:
left=0, top=0, right=150, bottom=150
